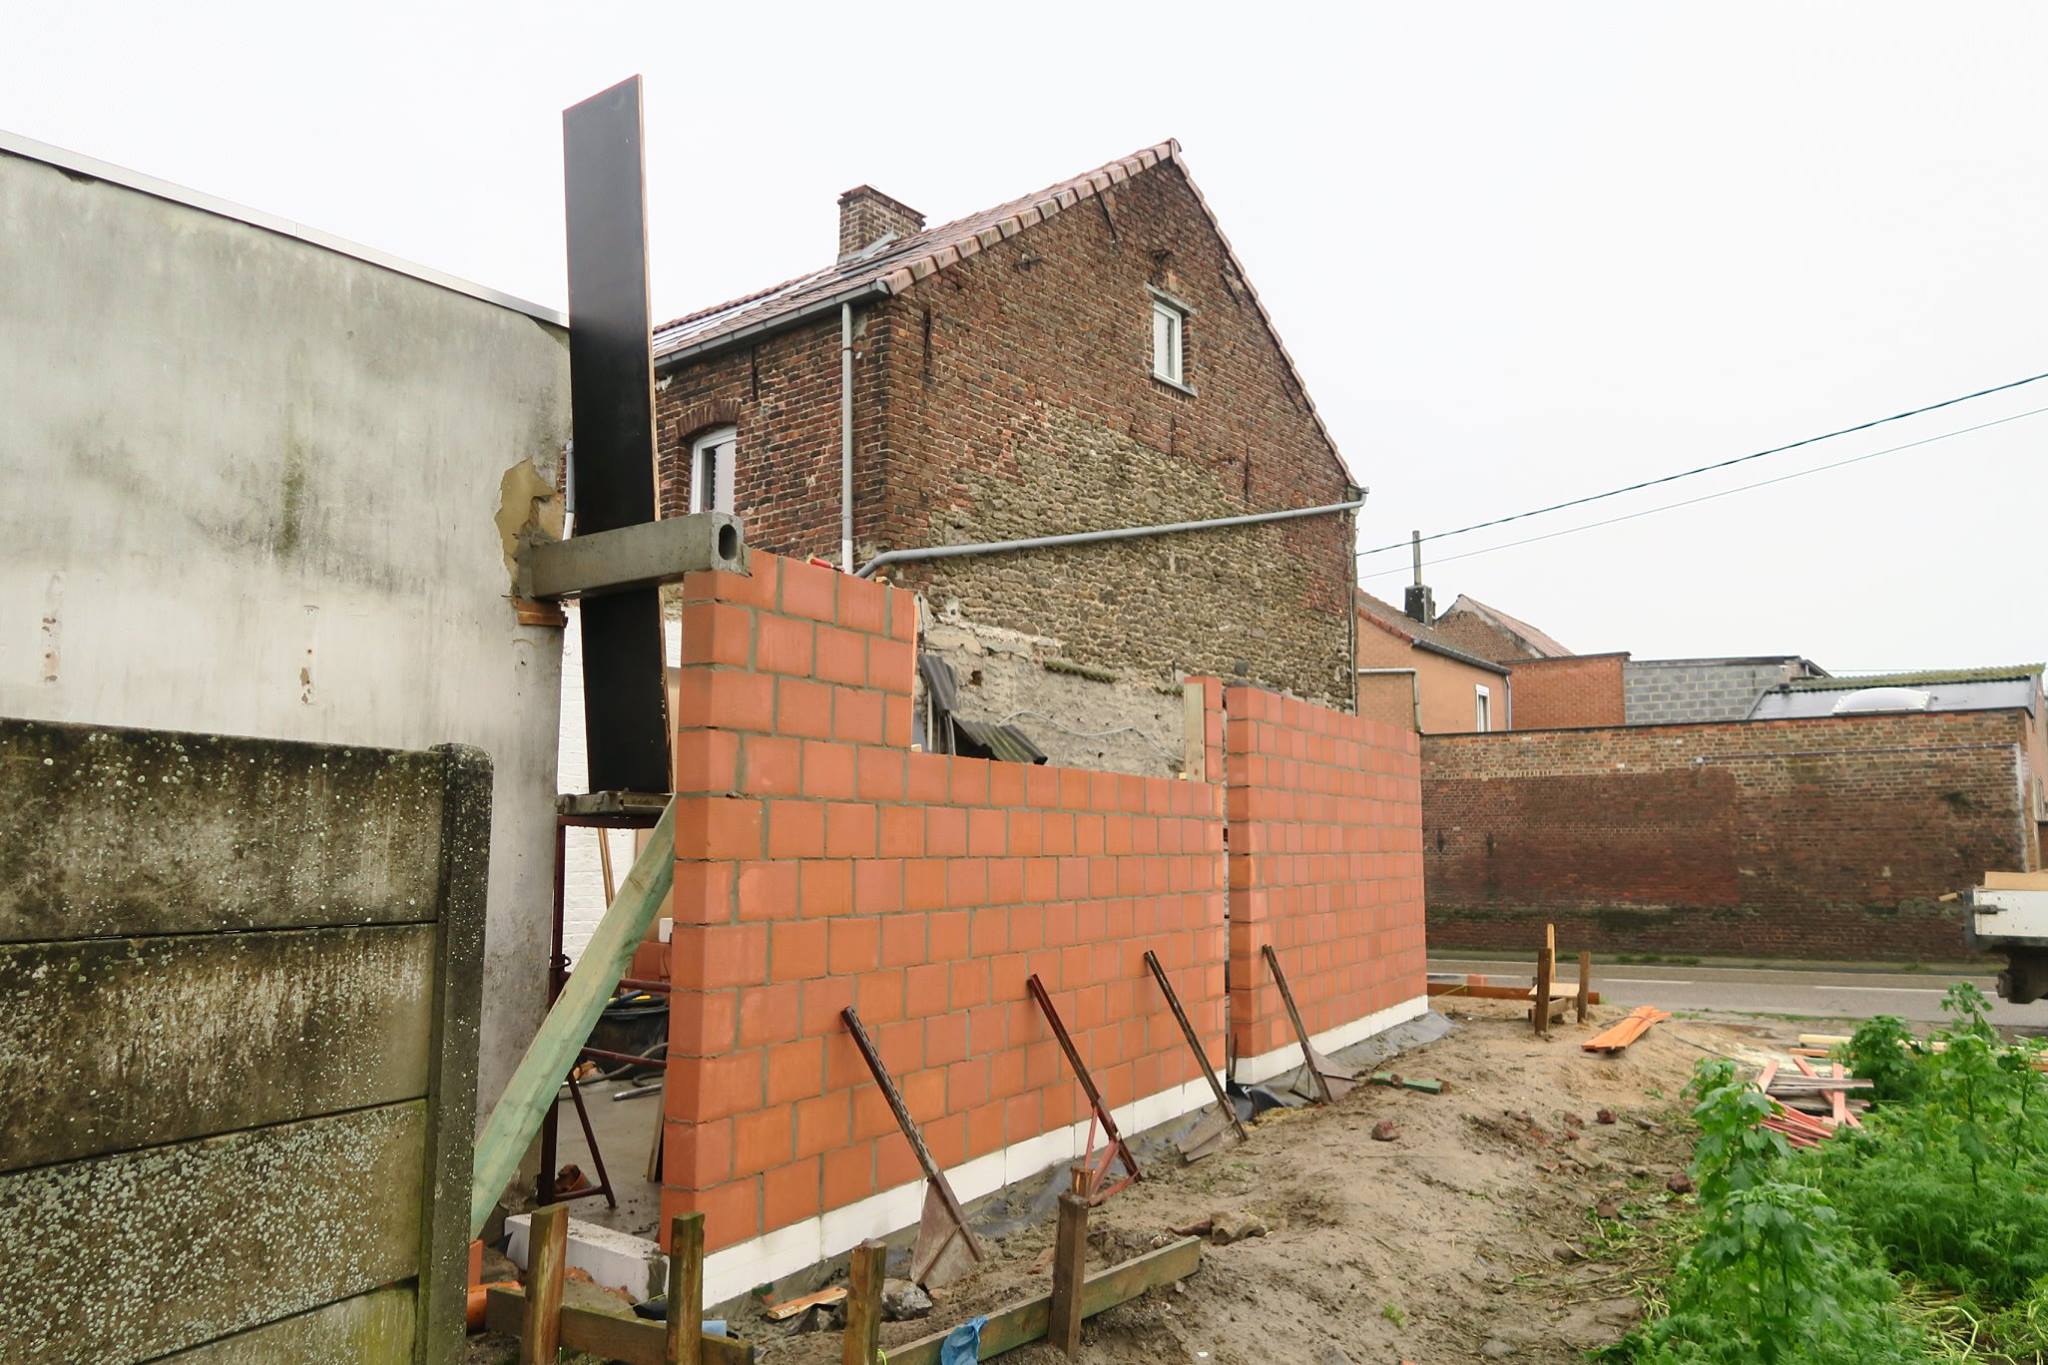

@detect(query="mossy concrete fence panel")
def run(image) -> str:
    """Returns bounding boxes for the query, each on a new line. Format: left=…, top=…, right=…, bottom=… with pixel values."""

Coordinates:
left=0, top=718, right=489, bottom=1364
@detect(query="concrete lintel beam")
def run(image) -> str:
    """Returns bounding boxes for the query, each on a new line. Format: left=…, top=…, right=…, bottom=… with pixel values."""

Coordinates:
left=520, top=512, right=747, bottom=599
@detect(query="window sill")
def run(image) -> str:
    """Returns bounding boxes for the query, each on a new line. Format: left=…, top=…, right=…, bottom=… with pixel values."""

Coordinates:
left=1151, top=374, right=1197, bottom=398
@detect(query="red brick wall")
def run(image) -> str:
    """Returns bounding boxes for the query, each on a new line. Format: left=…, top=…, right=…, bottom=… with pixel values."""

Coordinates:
left=660, top=552, right=1427, bottom=1288
left=663, top=552, right=1226, bottom=1259
left=1422, top=712, right=2035, bottom=961
left=1507, top=653, right=1626, bottom=730
left=1222, top=684, right=1426, bottom=1070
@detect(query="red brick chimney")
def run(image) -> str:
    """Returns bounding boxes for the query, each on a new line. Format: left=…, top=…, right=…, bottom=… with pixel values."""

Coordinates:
left=837, top=186, right=925, bottom=261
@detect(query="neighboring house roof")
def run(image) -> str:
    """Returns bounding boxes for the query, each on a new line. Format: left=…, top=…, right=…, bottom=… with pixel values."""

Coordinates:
left=1633, top=655, right=1828, bottom=672
left=1781, top=664, right=2042, bottom=692
left=649, top=140, right=1351, bottom=481
left=1751, top=665, right=2043, bottom=721
left=1356, top=590, right=1509, bottom=676
left=1439, top=594, right=1573, bottom=659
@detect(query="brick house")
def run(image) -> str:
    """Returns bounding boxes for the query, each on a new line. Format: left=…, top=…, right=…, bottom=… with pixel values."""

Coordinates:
left=1432, top=593, right=1574, bottom=663
left=646, top=142, right=1361, bottom=777
left=1354, top=589, right=1511, bottom=733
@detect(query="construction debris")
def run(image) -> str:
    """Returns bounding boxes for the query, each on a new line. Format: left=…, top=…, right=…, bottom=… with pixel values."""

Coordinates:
left=1371, top=1119, right=1401, bottom=1142
left=1367, top=1072, right=1445, bottom=1095
left=763, top=1285, right=846, bottom=1321
left=1582, top=1006, right=1672, bottom=1054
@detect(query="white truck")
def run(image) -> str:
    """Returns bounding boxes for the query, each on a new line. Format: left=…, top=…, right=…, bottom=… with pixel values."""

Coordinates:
left=1969, top=872, right=2048, bottom=1003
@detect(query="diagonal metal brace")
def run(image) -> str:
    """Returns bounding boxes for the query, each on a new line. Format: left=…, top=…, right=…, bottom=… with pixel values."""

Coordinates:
left=1027, top=974, right=1140, bottom=1204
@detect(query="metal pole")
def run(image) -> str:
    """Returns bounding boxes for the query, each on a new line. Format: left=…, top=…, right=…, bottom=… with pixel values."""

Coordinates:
left=840, top=303, right=855, bottom=572
left=855, top=497, right=1368, bottom=578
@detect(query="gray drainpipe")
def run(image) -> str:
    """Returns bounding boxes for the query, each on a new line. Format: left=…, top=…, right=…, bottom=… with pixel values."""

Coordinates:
left=854, top=496, right=1368, bottom=579
left=840, top=303, right=855, bottom=573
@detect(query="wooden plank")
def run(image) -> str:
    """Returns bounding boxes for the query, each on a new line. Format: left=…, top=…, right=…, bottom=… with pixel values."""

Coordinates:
left=1048, top=1190, right=1089, bottom=1356
left=844, top=1240, right=885, bottom=1365
left=522, top=1204, right=569, bottom=1365
left=1427, top=981, right=1601, bottom=1005
left=0, top=1103, right=425, bottom=1363
left=470, top=797, right=676, bottom=1236
left=1985, top=870, right=2048, bottom=890
left=885, top=1236, right=1202, bottom=1365
left=0, top=716, right=444, bottom=942
left=0, top=924, right=433, bottom=1170
left=417, top=745, right=491, bottom=1365
left=486, top=1287, right=754, bottom=1364
left=667, top=1213, right=704, bottom=1365
left=767, top=1286, right=846, bottom=1322
left=1181, top=686, right=1207, bottom=782
left=155, top=1287, right=417, bottom=1363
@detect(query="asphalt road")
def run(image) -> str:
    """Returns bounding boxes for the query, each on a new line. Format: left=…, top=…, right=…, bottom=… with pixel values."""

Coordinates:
left=1429, top=956, right=2048, bottom=1031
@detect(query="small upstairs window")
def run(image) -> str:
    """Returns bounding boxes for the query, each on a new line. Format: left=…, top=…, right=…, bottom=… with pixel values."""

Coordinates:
left=1475, top=684, right=1493, bottom=733
left=688, top=424, right=737, bottom=514
left=1151, top=295, right=1187, bottom=387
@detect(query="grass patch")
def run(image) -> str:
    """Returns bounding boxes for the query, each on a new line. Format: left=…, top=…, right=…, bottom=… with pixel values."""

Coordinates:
left=1604, top=985, right=2048, bottom=1363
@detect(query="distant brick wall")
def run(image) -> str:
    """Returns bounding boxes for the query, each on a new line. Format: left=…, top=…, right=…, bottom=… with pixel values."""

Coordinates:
left=1624, top=659, right=1806, bottom=725
left=1509, top=653, right=1626, bottom=730
left=1422, top=712, right=2035, bottom=961
left=661, top=553, right=1424, bottom=1300
left=1221, top=684, right=1426, bottom=1076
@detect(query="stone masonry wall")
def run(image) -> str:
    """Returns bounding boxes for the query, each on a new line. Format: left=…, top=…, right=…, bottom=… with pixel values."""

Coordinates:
left=1624, top=659, right=1807, bottom=725
left=1422, top=711, right=2034, bottom=961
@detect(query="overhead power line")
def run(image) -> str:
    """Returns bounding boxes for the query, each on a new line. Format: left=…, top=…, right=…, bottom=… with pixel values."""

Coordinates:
left=1359, top=403, right=2048, bottom=583
left=1356, top=368, right=2048, bottom=559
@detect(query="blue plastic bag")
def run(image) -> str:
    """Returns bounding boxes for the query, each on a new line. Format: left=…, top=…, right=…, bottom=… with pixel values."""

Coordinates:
left=937, top=1314, right=988, bottom=1364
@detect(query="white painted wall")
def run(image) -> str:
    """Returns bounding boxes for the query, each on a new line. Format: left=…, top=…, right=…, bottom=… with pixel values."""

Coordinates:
left=0, top=144, right=572, bottom=1116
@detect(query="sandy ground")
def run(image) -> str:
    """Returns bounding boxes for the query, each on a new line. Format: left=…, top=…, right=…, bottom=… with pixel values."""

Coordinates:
left=712, top=998, right=1765, bottom=1365
left=468, top=998, right=1769, bottom=1363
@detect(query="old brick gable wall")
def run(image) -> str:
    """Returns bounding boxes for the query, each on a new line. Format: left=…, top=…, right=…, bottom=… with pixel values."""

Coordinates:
left=874, top=162, right=1354, bottom=710
left=1508, top=653, right=1627, bottom=730
left=1422, top=711, right=2037, bottom=961
left=653, top=161, right=1356, bottom=780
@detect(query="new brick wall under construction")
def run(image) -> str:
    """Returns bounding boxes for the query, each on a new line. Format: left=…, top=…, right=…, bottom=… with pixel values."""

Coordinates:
left=660, top=551, right=1424, bottom=1301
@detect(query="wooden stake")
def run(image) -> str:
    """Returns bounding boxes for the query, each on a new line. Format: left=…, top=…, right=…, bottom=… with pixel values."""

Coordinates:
left=522, top=1203, right=569, bottom=1365
left=664, top=1212, right=703, bottom=1365
left=1575, top=951, right=1591, bottom=1025
left=843, top=1240, right=885, bottom=1365
left=1533, top=947, right=1554, bottom=1039
left=1048, top=1171, right=1090, bottom=1357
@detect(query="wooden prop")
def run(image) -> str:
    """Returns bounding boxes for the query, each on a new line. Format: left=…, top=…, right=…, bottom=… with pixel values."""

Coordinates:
left=470, top=798, right=677, bottom=1236
left=1262, top=944, right=1355, bottom=1102
left=1533, top=946, right=1554, bottom=1038
left=1576, top=951, right=1592, bottom=1025
left=521, top=1204, right=569, bottom=1365
left=1048, top=1171, right=1089, bottom=1357
left=1027, top=973, right=1140, bottom=1202
left=842, top=1241, right=885, bottom=1365
left=841, top=1005, right=985, bottom=1287
left=666, top=1212, right=703, bottom=1365
left=486, top=1288, right=753, bottom=1363
left=1428, top=976, right=1603, bottom=1005
left=883, top=1236, right=1203, bottom=1365
left=1142, top=950, right=1245, bottom=1159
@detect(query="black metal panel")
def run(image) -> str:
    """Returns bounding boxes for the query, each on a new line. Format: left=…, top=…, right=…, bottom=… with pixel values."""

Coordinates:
left=563, top=75, right=668, bottom=794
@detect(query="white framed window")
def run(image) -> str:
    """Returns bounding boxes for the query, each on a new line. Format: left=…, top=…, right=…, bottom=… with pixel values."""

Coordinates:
left=688, top=424, right=737, bottom=514
left=1151, top=297, right=1186, bottom=386
left=1475, top=684, right=1493, bottom=733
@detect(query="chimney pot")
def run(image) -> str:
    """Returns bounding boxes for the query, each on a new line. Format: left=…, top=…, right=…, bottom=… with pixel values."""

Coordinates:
left=1404, top=584, right=1436, bottom=625
left=837, top=185, right=925, bottom=261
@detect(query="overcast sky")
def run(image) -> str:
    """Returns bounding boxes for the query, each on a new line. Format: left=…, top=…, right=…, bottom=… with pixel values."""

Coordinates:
left=10, top=4, right=2044, bottom=671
